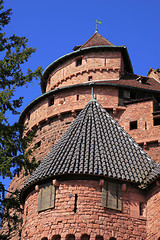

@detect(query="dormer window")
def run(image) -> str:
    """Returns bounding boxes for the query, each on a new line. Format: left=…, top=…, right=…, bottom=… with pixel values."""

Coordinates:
left=76, top=57, right=82, bottom=67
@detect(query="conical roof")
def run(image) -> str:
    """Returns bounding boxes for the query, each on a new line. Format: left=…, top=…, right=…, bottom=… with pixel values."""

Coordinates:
left=79, top=32, right=114, bottom=49
left=21, top=100, right=159, bottom=195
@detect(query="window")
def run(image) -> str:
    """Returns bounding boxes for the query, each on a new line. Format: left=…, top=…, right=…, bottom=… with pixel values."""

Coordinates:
left=130, top=91, right=136, bottom=99
left=81, top=234, right=90, bottom=240
left=66, top=235, right=75, bottom=240
left=49, top=97, right=54, bottom=106
left=123, top=90, right=130, bottom=99
left=154, top=117, right=160, bottom=126
left=109, top=238, right=116, bottom=240
left=74, top=194, right=78, bottom=213
left=88, top=76, right=92, bottom=81
left=139, top=202, right=146, bottom=216
left=41, top=238, right=48, bottom=240
left=96, top=236, right=103, bottom=240
left=147, top=141, right=159, bottom=148
left=76, top=58, right=82, bottom=67
left=130, top=121, right=137, bottom=130
left=52, top=235, right=61, bottom=240
left=101, top=181, right=122, bottom=211
left=37, top=182, right=55, bottom=212
left=77, top=95, right=79, bottom=101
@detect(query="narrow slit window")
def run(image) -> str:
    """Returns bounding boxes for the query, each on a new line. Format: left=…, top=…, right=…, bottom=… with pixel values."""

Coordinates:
left=77, top=95, right=79, bottom=101
left=130, top=121, right=137, bottom=130
left=74, top=194, right=78, bottom=213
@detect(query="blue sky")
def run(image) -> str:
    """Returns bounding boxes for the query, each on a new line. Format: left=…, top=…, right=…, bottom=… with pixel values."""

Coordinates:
left=2, top=0, right=160, bottom=190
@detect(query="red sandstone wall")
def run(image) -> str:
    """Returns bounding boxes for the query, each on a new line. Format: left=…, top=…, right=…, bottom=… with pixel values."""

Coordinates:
left=46, top=51, right=122, bottom=92
left=21, top=180, right=146, bottom=240
left=119, top=99, right=160, bottom=163
left=24, top=87, right=119, bottom=134
left=146, top=185, right=160, bottom=239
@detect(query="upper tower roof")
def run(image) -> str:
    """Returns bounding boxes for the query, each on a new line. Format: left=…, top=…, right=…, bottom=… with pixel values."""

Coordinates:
left=73, top=32, right=114, bottom=51
left=20, top=100, right=160, bottom=202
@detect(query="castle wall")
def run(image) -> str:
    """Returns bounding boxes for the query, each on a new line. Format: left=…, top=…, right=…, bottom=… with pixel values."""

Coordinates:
left=146, top=185, right=160, bottom=239
left=23, top=86, right=119, bottom=138
left=46, top=51, right=122, bottom=92
left=119, top=99, right=160, bottom=163
left=21, top=180, right=147, bottom=240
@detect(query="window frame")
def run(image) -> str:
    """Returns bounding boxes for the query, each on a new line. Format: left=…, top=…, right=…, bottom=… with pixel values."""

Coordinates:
left=101, top=181, right=122, bottom=211
left=37, top=182, right=55, bottom=212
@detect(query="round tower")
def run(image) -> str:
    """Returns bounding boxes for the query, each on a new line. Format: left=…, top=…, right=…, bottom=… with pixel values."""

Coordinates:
left=18, top=33, right=160, bottom=240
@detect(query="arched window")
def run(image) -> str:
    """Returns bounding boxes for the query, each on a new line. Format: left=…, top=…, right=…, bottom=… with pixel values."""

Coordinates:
left=96, top=236, right=103, bottom=240
left=81, top=234, right=90, bottom=240
left=66, top=234, right=75, bottom=240
left=52, top=235, right=61, bottom=240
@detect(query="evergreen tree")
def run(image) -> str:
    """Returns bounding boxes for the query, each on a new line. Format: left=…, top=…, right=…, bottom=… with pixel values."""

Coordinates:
left=0, top=0, right=42, bottom=238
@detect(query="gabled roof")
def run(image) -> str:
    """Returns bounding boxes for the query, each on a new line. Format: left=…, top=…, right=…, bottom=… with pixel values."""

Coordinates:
left=21, top=100, right=159, bottom=197
left=79, top=32, right=114, bottom=49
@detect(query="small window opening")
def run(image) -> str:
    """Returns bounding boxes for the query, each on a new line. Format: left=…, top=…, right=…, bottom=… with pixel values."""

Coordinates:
left=96, top=236, right=103, bottom=240
left=74, top=194, right=78, bottom=213
left=34, top=141, right=41, bottom=149
left=147, top=141, right=159, bottom=148
left=41, top=238, right=48, bottom=240
left=77, top=95, right=79, bottom=101
left=66, top=234, right=75, bottom=240
left=81, top=234, right=90, bottom=240
left=52, top=235, right=61, bottom=240
left=76, top=58, right=82, bottom=67
left=130, top=91, right=136, bottom=99
left=130, top=121, right=137, bottom=130
left=139, top=202, right=146, bottom=216
left=123, top=90, right=130, bottom=99
left=88, top=76, right=92, bottom=81
left=49, top=97, right=54, bottom=106
left=154, top=117, right=160, bottom=126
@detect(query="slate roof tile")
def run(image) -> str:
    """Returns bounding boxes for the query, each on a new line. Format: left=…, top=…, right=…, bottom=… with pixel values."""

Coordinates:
left=21, top=100, right=160, bottom=195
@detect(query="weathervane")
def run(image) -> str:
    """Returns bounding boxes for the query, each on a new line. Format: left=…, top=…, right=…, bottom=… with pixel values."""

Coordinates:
left=95, top=20, right=102, bottom=32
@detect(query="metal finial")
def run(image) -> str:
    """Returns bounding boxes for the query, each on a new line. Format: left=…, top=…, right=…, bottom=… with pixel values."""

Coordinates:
left=90, top=83, right=96, bottom=102
left=95, top=20, right=102, bottom=33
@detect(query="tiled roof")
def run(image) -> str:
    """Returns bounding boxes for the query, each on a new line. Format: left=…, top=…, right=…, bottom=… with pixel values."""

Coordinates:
left=79, top=32, right=114, bottom=49
left=100, top=73, right=160, bottom=92
left=21, top=100, right=159, bottom=195
left=143, top=164, right=160, bottom=186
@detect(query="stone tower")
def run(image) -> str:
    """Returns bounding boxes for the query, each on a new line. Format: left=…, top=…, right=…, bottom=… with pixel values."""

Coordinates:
left=15, top=32, right=160, bottom=239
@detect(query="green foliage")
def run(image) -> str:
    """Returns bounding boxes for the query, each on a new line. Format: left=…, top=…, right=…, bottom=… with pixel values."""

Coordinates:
left=0, top=0, right=42, bottom=238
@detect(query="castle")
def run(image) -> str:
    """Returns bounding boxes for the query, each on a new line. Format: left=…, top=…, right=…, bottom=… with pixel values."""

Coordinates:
left=11, top=32, right=160, bottom=239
